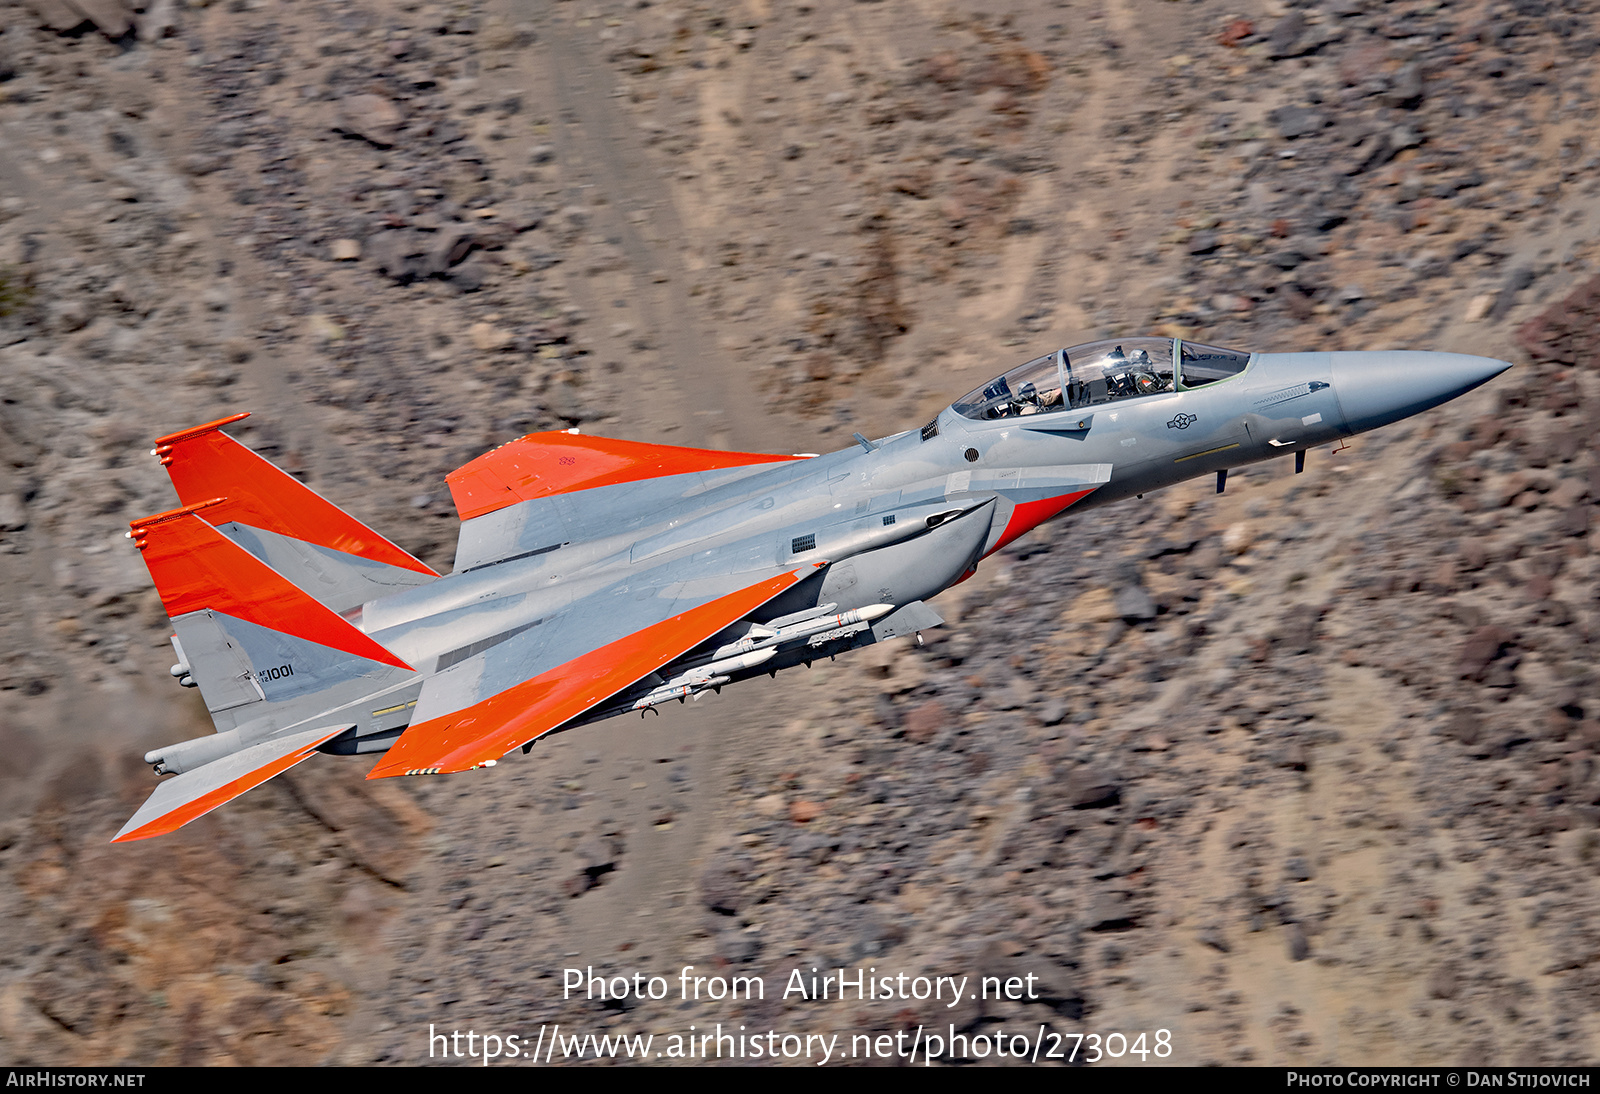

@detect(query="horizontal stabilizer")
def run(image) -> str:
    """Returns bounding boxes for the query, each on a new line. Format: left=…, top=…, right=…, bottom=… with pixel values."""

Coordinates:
left=368, top=565, right=821, bottom=777
left=154, top=414, right=437, bottom=576
left=447, top=431, right=803, bottom=520
left=129, top=505, right=414, bottom=672
left=113, top=724, right=352, bottom=843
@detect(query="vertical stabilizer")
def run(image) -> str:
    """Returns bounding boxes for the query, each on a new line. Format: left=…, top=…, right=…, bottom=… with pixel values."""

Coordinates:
left=153, top=414, right=439, bottom=577
left=129, top=505, right=419, bottom=735
left=129, top=504, right=414, bottom=669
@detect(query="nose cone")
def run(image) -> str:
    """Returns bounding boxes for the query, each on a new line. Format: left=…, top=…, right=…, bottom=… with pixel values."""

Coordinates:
left=1330, top=351, right=1512, bottom=435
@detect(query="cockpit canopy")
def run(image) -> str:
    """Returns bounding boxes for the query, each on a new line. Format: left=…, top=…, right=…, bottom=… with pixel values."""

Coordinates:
left=952, top=338, right=1252, bottom=421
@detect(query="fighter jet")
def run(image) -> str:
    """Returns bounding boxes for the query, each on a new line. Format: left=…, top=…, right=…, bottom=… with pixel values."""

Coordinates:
left=114, top=339, right=1510, bottom=841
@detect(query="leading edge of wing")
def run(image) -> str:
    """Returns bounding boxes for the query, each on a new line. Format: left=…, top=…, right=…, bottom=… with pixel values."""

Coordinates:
left=367, top=564, right=823, bottom=778
left=446, top=431, right=804, bottom=521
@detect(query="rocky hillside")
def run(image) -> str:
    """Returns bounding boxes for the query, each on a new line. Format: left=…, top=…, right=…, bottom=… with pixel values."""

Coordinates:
left=1, top=0, right=1596, bottom=1066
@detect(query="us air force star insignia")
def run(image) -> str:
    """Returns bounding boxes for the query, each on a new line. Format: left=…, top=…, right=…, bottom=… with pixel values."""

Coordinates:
left=1167, top=413, right=1198, bottom=430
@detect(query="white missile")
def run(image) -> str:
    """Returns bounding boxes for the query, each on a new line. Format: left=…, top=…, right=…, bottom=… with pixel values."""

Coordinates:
left=763, top=602, right=840, bottom=630
left=708, top=602, right=895, bottom=661
left=696, top=646, right=779, bottom=678
left=633, top=680, right=723, bottom=710
left=632, top=647, right=778, bottom=710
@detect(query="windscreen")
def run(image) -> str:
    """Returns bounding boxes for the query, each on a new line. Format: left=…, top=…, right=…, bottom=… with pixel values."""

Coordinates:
left=955, top=338, right=1173, bottom=419
left=954, top=337, right=1253, bottom=420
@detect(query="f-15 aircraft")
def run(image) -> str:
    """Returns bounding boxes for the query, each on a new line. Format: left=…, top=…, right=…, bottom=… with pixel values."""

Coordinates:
left=115, top=339, right=1510, bottom=841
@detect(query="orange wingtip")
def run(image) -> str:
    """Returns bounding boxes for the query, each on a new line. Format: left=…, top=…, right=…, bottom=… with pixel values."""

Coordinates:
left=447, top=432, right=804, bottom=520
left=368, top=565, right=823, bottom=778
left=154, top=412, right=252, bottom=449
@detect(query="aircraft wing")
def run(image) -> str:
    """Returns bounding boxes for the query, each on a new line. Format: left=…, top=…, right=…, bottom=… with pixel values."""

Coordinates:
left=367, top=563, right=823, bottom=778
left=448, top=431, right=806, bottom=572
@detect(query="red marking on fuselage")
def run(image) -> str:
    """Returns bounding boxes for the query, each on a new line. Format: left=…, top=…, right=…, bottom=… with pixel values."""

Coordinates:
left=985, top=488, right=1099, bottom=558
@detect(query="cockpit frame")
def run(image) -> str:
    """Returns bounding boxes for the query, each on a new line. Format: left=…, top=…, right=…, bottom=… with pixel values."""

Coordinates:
left=952, top=337, right=1255, bottom=423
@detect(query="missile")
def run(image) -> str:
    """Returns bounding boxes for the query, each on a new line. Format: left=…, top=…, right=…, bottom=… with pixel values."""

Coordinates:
left=631, top=604, right=894, bottom=711
left=632, top=647, right=779, bottom=710
left=764, top=601, right=841, bottom=630
left=706, top=602, right=896, bottom=661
